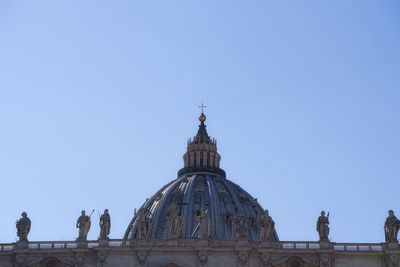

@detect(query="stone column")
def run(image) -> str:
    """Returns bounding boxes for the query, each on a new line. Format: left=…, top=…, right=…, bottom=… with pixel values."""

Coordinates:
left=196, top=152, right=201, bottom=167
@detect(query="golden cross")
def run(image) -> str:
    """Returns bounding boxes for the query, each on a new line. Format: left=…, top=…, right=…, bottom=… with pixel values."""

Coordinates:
left=199, top=103, right=207, bottom=113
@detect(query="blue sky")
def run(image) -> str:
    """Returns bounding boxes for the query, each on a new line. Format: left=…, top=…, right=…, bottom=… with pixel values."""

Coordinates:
left=0, top=1, right=399, bottom=243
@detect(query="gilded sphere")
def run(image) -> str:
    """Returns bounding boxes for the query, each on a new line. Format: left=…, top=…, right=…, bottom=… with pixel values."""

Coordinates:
left=199, top=113, right=206, bottom=122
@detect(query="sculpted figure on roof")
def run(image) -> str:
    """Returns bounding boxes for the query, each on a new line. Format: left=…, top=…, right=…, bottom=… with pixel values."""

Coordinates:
left=317, top=211, right=330, bottom=241
left=385, top=210, right=400, bottom=244
left=234, top=210, right=248, bottom=239
left=16, top=212, right=31, bottom=242
left=99, top=209, right=111, bottom=240
left=259, top=209, right=275, bottom=241
left=166, top=203, right=184, bottom=239
left=195, top=209, right=211, bottom=239
left=76, top=210, right=91, bottom=241
left=135, top=208, right=151, bottom=239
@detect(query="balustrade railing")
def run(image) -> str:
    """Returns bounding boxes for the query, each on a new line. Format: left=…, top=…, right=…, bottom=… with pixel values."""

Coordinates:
left=0, top=240, right=387, bottom=253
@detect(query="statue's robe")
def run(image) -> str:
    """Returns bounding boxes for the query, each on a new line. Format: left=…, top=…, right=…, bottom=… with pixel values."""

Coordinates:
left=385, top=215, right=400, bottom=242
left=17, top=217, right=31, bottom=241
left=260, top=215, right=275, bottom=241
left=317, top=216, right=329, bottom=240
left=77, top=215, right=91, bottom=239
left=100, top=214, right=111, bottom=238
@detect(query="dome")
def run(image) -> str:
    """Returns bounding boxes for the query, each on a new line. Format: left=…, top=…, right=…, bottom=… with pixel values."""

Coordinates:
left=124, top=112, right=278, bottom=242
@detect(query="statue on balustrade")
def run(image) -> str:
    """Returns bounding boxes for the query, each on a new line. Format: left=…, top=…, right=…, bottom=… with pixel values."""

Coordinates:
left=166, top=203, right=184, bottom=239
left=317, top=211, right=330, bottom=241
left=76, top=210, right=91, bottom=241
left=135, top=208, right=151, bottom=239
left=99, top=209, right=111, bottom=239
left=16, top=212, right=31, bottom=242
left=259, top=209, right=275, bottom=241
left=385, top=210, right=400, bottom=244
left=195, top=208, right=211, bottom=239
left=234, top=210, right=248, bottom=239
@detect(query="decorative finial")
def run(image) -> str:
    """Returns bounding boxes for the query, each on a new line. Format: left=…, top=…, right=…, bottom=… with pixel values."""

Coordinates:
left=199, top=103, right=207, bottom=122
left=199, top=103, right=207, bottom=113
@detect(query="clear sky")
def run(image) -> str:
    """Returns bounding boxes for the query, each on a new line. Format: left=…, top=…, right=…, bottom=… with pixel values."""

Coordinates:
left=0, top=1, right=399, bottom=244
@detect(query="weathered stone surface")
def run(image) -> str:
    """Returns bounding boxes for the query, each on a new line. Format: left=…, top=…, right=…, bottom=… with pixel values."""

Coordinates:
left=0, top=240, right=395, bottom=267
left=76, top=210, right=91, bottom=242
left=16, top=212, right=31, bottom=242
left=317, top=211, right=330, bottom=241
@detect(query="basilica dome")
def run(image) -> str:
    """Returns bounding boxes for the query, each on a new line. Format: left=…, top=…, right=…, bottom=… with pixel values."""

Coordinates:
left=124, top=113, right=278, bottom=241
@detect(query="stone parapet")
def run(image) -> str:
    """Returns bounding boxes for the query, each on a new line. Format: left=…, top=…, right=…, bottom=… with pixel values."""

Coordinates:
left=0, top=239, right=396, bottom=267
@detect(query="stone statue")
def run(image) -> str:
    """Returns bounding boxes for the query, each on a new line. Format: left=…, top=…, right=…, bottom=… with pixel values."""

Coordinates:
left=99, top=209, right=111, bottom=239
left=16, top=212, right=31, bottom=242
left=385, top=210, right=400, bottom=243
left=135, top=208, right=151, bottom=239
left=317, top=211, right=330, bottom=241
left=76, top=210, right=91, bottom=241
left=234, top=210, right=248, bottom=239
left=195, top=209, right=211, bottom=239
left=259, top=209, right=275, bottom=241
left=166, top=203, right=184, bottom=239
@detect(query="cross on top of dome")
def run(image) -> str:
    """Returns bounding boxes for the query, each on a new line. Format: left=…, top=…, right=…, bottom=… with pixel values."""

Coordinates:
left=199, top=103, right=207, bottom=122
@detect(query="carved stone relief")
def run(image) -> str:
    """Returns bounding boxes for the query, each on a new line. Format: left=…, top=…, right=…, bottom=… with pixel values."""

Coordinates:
left=137, top=252, right=147, bottom=266
left=260, top=254, right=272, bottom=267
left=234, top=210, right=248, bottom=239
left=198, top=252, right=208, bottom=267
left=75, top=253, right=84, bottom=267
left=384, top=254, right=400, bottom=267
left=319, top=254, right=334, bottom=267
left=96, top=252, right=107, bottom=267
left=238, top=252, right=248, bottom=267
left=135, top=209, right=151, bottom=239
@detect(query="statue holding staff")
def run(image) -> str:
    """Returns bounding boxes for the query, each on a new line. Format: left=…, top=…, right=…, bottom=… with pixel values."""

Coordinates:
left=317, top=211, right=330, bottom=241
left=76, top=210, right=93, bottom=241
left=193, top=209, right=211, bottom=239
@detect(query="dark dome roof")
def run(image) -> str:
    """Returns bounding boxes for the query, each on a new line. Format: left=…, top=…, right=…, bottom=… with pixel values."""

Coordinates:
left=124, top=173, right=278, bottom=241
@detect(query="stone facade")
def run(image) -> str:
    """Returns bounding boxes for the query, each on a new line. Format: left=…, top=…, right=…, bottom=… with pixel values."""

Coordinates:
left=0, top=239, right=398, bottom=266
